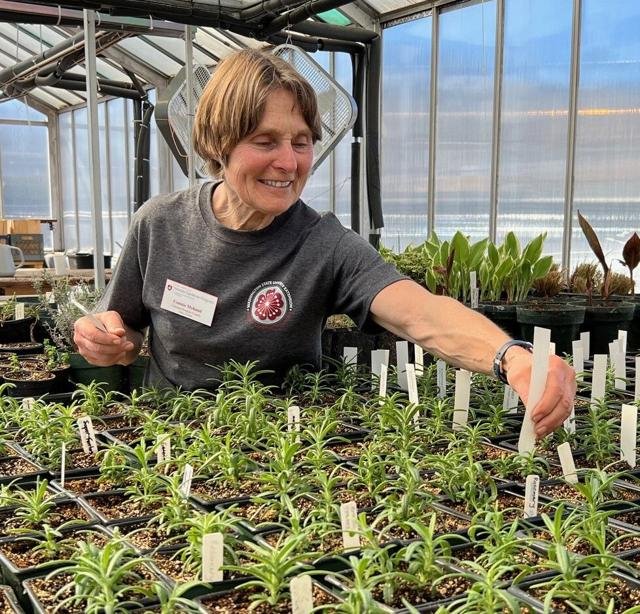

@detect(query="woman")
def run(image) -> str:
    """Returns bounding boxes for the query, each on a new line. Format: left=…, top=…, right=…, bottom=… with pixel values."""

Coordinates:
left=74, top=48, right=575, bottom=438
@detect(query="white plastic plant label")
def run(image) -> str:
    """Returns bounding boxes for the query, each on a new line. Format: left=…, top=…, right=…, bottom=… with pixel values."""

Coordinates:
left=590, top=354, right=607, bottom=408
left=452, top=369, right=471, bottom=431
left=557, top=442, right=578, bottom=484
left=180, top=463, right=194, bottom=498
left=406, top=363, right=419, bottom=404
left=14, top=302, right=25, bottom=320
left=340, top=501, right=360, bottom=550
left=378, top=363, right=388, bottom=402
left=156, top=435, right=171, bottom=469
left=518, top=327, right=551, bottom=453
left=396, top=341, right=409, bottom=391
left=503, top=385, right=519, bottom=414
left=572, top=340, right=584, bottom=382
left=46, top=291, right=55, bottom=304
left=287, top=405, right=301, bottom=442
left=21, top=397, right=35, bottom=411
left=612, top=341, right=626, bottom=391
left=548, top=342, right=556, bottom=356
left=523, top=474, right=540, bottom=518
left=202, top=532, right=224, bottom=582
left=618, top=329, right=628, bottom=358
left=580, top=331, right=590, bottom=359
left=414, top=345, right=424, bottom=376
left=563, top=403, right=576, bottom=435
left=60, top=442, right=66, bottom=489
left=436, top=359, right=447, bottom=398
left=77, top=416, right=98, bottom=455
left=343, top=346, right=357, bottom=366
left=290, top=574, right=314, bottom=614
left=370, top=349, right=389, bottom=389
left=620, top=404, right=637, bottom=468
left=636, top=357, right=640, bottom=402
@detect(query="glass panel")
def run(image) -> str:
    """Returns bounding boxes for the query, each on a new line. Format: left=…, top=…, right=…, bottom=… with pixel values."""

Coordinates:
left=0, top=99, right=47, bottom=121
left=0, top=124, right=51, bottom=217
left=334, top=52, right=353, bottom=228
left=571, top=0, right=640, bottom=273
left=434, top=0, right=496, bottom=241
left=60, top=112, right=77, bottom=251
left=108, top=99, right=129, bottom=255
left=99, top=103, right=111, bottom=255
left=380, top=16, right=431, bottom=251
left=497, top=0, right=572, bottom=261
left=74, top=108, right=92, bottom=251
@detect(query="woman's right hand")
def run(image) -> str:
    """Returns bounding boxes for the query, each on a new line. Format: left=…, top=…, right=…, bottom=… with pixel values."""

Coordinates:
left=73, top=311, right=138, bottom=366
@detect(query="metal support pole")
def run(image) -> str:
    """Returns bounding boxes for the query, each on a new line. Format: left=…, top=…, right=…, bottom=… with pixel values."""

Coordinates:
left=489, top=0, right=504, bottom=243
left=562, top=0, right=582, bottom=272
left=83, top=9, right=105, bottom=290
left=427, top=7, right=438, bottom=235
left=185, top=25, right=196, bottom=189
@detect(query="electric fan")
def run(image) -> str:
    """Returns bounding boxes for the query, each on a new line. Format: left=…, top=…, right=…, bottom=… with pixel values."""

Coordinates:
left=155, top=45, right=357, bottom=178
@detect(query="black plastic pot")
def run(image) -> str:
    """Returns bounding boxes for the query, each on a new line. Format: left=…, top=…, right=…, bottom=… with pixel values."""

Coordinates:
left=0, top=585, right=24, bottom=613
left=581, top=300, right=635, bottom=355
left=626, top=295, right=640, bottom=353
left=66, top=253, right=111, bottom=269
left=478, top=302, right=521, bottom=339
left=516, top=303, right=585, bottom=355
left=0, top=318, right=35, bottom=345
left=68, top=352, right=125, bottom=392
left=125, top=355, right=149, bottom=393
left=0, top=342, right=43, bottom=356
left=1, top=371, right=55, bottom=398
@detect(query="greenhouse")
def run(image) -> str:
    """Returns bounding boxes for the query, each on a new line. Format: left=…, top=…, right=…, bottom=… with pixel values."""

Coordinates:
left=0, top=0, right=638, bottom=612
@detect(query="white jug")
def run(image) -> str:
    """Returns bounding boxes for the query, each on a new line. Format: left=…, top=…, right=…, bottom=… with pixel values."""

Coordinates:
left=0, top=244, right=24, bottom=276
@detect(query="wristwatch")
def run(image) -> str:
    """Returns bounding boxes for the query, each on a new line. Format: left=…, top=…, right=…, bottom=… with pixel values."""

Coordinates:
left=493, top=340, right=534, bottom=384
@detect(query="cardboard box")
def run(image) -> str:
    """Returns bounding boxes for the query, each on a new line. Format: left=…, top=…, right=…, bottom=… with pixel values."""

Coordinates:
left=0, top=220, right=7, bottom=234
left=7, top=219, right=41, bottom=234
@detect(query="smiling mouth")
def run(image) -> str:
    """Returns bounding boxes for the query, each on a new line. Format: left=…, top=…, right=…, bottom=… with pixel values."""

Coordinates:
left=260, top=179, right=293, bottom=188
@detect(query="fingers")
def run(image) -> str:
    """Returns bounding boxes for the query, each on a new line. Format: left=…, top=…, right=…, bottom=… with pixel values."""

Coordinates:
left=74, top=312, right=134, bottom=367
left=531, top=356, right=577, bottom=438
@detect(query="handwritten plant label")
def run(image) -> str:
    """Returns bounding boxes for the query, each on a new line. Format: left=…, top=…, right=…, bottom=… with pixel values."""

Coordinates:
left=557, top=442, right=578, bottom=484
left=156, top=435, right=171, bottom=471
left=452, top=369, right=471, bottom=431
left=21, top=397, right=35, bottom=411
left=371, top=349, right=389, bottom=389
left=436, top=359, right=447, bottom=398
left=524, top=474, right=540, bottom=518
left=290, top=574, right=314, bottom=614
left=14, top=302, right=25, bottom=320
left=340, top=501, right=360, bottom=550
left=202, top=532, right=224, bottom=582
left=414, top=345, right=424, bottom=376
left=618, top=329, right=628, bottom=357
left=518, top=327, right=551, bottom=454
left=378, top=363, right=388, bottom=403
left=180, top=463, right=194, bottom=498
left=407, top=364, right=419, bottom=405
left=287, top=405, right=301, bottom=442
left=470, top=271, right=479, bottom=309
left=563, top=403, right=576, bottom=435
left=77, top=416, right=98, bottom=455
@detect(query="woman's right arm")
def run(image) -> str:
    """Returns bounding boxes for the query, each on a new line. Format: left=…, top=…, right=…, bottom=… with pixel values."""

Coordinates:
left=74, top=311, right=143, bottom=366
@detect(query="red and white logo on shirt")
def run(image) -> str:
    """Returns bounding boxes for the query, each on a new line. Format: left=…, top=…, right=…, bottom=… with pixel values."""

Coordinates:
left=247, top=281, right=292, bottom=325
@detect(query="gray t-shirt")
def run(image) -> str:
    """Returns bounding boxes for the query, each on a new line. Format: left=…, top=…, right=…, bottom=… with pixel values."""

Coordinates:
left=99, top=182, right=405, bottom=389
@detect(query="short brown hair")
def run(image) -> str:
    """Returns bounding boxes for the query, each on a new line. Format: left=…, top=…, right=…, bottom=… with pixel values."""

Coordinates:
left=193, top=48, right=322, bottom=178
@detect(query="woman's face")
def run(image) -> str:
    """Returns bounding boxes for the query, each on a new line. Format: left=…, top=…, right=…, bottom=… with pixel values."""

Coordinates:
left=222, top=88, right=314, bottom=217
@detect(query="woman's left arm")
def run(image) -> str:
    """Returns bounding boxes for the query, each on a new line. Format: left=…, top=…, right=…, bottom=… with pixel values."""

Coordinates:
left=369, top=279, right=576, bottom=437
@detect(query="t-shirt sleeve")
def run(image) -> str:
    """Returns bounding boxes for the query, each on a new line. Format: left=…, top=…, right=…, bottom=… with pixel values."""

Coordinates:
left=331, top=228, right=407, bottom=333
left=96, top=215, right=150, bottom=332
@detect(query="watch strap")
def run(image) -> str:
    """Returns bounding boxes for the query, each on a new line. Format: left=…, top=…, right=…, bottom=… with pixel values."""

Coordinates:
left=493, top=339, right=534, bottom=384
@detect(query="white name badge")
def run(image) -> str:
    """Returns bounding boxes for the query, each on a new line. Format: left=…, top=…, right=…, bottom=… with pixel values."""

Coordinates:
left=160, top=279, right=218, bottom=326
